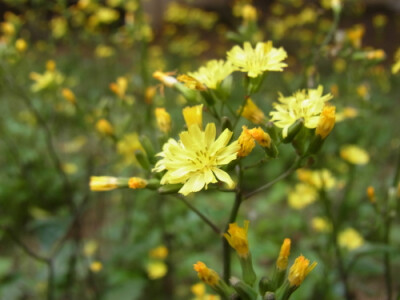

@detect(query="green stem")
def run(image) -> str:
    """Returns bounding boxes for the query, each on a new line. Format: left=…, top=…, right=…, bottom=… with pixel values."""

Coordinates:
left=223, top=164, right=243, bottom=282
left=244, top=156, right=300, bottom=200
left=232, top=95, right=250, bottom=131
left=320, top=191, right=352, bottom=300
left=173, top=195, right=221, bottom=235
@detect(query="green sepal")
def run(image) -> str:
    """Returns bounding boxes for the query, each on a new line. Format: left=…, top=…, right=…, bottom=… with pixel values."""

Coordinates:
left=134, top=149, right=151, bottom=171
left=259, top=276, right=273, bottom=295
left=230, top=277, right=258, bottom=300
left=140, top=135, right=157, bottom=164
left=240, top=253, right=257, bottom=287
left=306, top=135, right=325, bottom=155
left=158, top=184, right=182, bottom=194
left=174, top=83, right=199, bottom=103
left=282, top=119, right=304, bottom=143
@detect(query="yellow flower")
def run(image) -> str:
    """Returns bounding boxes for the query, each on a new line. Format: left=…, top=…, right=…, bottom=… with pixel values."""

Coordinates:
left=95, top=45, right=115, bottom=58
left=227, top=41, right=287, bottom=78
left=96, top=7, right=120, bottom=24
left=248, top=127, right=271, bottom=148
left=128, top=177, right=147, bottom=189
left=237, top=126, right=255, bottom=157
left=155, top=108, right=171, bottom=133
left=153, top=123, right=239, bottom=196
left=239, top=98, right=267, bottom=124
left=366, top=49, right=386, bottom=60
left=276, top=238, right=291, bottom=271
left=193, top=262, right=220, bottom=287
left=366, top=186, right=376, bottom=203
left=296, top=168, right=336, bottom=190
left=29, top=63, right=64, bottom=92
left=177, top=74, right=207, bottom=91
left=149, top=246, right=168, bottom=260
left=117, top=133, right=143, bottom=165
left=392, top=48, right=400, bottom=74
left=90, top=261, right=103, bottom=273
left=83, top=240, right=98, bottom=257
left=224, top=220, right=250, bottom=258
left=338, top=228, right=364, bottom=250
left=183, top=104, right=203, bottom=129
left=288, top=183, right=318, bottom=210
left=241, top=4, right=257, bottom=22
left=288, top=255, right=317, bottom=287
left=147, top=261, right=167, bottom=280
left=15, top=38, right=27, bottom=52
left=191, top=282, right=206, bottom=297
left=62, top=88, right=77, bottom=105
left=340, top=145, right=369, bottom=165
left=336, top=107, right=358, bottom=122
left=96, top=119, right=114, bottom=136
left=373, top=14, right=387, bottom=28
left=90, top=176, right=120, bottom=191
left=109, top=76, right=128, bottom=99
left=347, top=24, right=365, bottom=48
left=311, top=217, right=332, bottom=233
left=51, top=17, right=67, bottom=38
left=187, top=60, right=234, bottom=90
left=315, top=106, right=335, bottom=139
left=270, top=85, right=333, bottom=138
left=145, top=86, right=157, bottom=104
left=153, top=71, right=178, bottom=87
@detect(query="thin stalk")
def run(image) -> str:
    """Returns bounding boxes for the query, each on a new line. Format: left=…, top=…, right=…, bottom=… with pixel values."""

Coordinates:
left=222, top=164, right=243, bottom=282
left=244, top=156, right=300, bottom=200
left=320, top=191, right=352, bottom=300
left=173, top=195, right=221, bottom=235
left=232, top=95, right=249, bottom=131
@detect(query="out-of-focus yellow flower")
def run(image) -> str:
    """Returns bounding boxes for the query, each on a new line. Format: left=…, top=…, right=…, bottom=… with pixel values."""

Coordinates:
left=296, top=168, right=336, bottom=190
left=153, top=123, right=239, bottom=195
left=147, top=261, right=167, bottom=280
left=62, top=163, right=78, bottom=174
left=365, top=49, right=386, bottom=60
left=177, top=75, right=207, bottom=91
left=241, top=4, right=257, bottom=22
left=224, top=220, right=250, bottom=258
left=83, top=240, right=98, bottom=256
left=340, top=145, right=369, bottom=165
left=110, top=76, right=128, bottom=99
left=191, top=282, right=221, bottom=300
left=311, top=217, right=332, bottom=232
left=276, top=238, right=291, bottom=271
left=333, top=58, right=347, bottom=73
left=96, top=7, right=120, bottom=24
left=155, top=108, right=171, bottom=133
left=187, top=60, right=234, bottom=90
left=145, top=86, right=157, bottom=104
left=183, top=104, right=203, bottom=129
left=117, top=133, right=143, bottom=165
left=51, top=17, right=68, bottom=38
left=288, top=183, right=318, bottom=209
left=62, top=88, right=77, bottom=105
left=315, top=106, right=336, bottom=139
left=96, top=119, right=114, bottom=136
left=95, top=45, right=115, bottom=58
left=288, top=255, right=317, bottom=287
left=373, top=14, right=387, bottom=28
left=153, top=71, right=178, bottom=87
left=237, top=126, right=255, bottom=157
left=29, top=62, right=64, bottom=93
left=149, top=245, right=168, bottom=260
left=392, top=48, right=400, bottom=74
left=270, top=86, right=333, bottom=138
left=336, top=107, right=358, bottom=122
left=90, top=261, right=103, bottom=273
left=1, top=22, right=15, bottom=36
left=248, top=127, right=271, bottom=148
left=15, top=38, right=27, bottom=52
left=347, top=24, right=364, bottom=48
left=366, top=186, right=376, bottom=203
left=62, top=136, right=87, bottom=153
left=193, top=262, right=220, bottom=287
left=227, top=41, right=287, bottom=78
left=128, top=177, right=147, bottom=189
left=239, top=98, right=267, bottom=124
left=90, top=176, right=119, bottom=191
left=338, top=228, right=364, bottom=250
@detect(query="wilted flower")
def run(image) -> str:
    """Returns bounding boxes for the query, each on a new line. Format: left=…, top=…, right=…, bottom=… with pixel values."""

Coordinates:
left=155, top=108, right=171, bottom=133
left=193, top=262, right=220, bottom=287
left=288, top=255, right=317, bottom=287
left=224, top=220, right=250, bottom=258
left=239, top=98, right=267, bottom=124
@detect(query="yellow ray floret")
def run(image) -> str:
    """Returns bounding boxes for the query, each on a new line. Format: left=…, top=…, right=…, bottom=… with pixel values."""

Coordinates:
left=152, top=123, right=239, bottom=196
left=227, top=41, right=287, bottom=78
